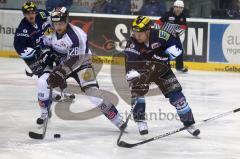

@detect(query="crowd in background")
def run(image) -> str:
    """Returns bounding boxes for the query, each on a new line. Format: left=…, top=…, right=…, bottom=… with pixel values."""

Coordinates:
left=0, top=0, right=240, bottom=19
left=41, top=0, right=240, bottom=19
left=211, top=0, right=240, bottom=19
left=91, top=0, right=167, bottom=16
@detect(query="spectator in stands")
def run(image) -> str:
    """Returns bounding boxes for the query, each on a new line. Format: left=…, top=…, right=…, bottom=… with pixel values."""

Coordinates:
left=211, top=0, right=240, bottom=19
left=155, top=0, right=188, bottom=73
left=108, top=0, right=131, bottom=15
left=226, top=0, right=240, bottom=19
left=92, top=0, right=111, bottom=13
left=45, top=0, right=73, bottom=11
left=139, top=0, right=166, bottom=16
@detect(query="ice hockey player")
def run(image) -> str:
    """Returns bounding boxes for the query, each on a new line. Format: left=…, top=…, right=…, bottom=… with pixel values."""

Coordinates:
left=124, top=16, right=200, bottom=136
left=155, top=0, right=188, bottom=73
left=13, top=2, right=57, bottom=125
left=43, top=7, right=126, bottom=130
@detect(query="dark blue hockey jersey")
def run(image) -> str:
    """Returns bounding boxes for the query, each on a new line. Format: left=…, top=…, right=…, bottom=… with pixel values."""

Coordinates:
left=14, top=10, right=51, bottom=56
left=13, top=10, right=53, bottom=75
left=124, top=29, right=183, bottom=73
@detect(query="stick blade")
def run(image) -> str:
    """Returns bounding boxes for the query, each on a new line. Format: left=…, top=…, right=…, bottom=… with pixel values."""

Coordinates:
left=29, top=131, right=44, bottom=140
left=117, top=141, right=135, bottom=148
left=234, top=108, right=240, bottom=113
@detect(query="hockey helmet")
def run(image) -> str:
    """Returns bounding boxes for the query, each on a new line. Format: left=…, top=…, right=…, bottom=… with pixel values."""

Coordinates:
left=51, top=7, right=69, bottom=23
left=22, top=2, right=37, bottom=14
left=173, top=0, right=184, bottom=8
left=132, top=16, right=152, bottom=32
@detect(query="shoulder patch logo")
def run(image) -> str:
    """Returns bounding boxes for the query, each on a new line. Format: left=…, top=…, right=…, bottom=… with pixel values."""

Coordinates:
left=39, top=11, right=47, bottom=19
left=159, top=30, right=170, bottom=41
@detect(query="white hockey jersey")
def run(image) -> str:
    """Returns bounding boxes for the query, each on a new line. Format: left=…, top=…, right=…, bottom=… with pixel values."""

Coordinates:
left=43, top=23, right=92, bottom=74
left=43, top=23, right=91, bottom=57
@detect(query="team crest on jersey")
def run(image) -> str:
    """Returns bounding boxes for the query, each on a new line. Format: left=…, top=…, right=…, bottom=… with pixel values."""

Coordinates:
left=23, top=29, right=28, bottom=33
left=151, top=43, right=161, bottom=49
left=169, top=17, right=175, bottom=21
left=130, top=43, right=135, bottom=48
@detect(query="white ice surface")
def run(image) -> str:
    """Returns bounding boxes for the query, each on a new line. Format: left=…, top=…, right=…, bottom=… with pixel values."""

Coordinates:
left=0, top=58, right=240, bottom=159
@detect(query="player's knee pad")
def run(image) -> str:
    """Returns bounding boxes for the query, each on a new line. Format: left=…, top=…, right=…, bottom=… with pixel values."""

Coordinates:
left=132, top=96, right=146, bottom=122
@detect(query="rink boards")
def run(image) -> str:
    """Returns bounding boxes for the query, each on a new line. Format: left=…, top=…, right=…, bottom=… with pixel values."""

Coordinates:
left=0, top=10, right=240, bottom=73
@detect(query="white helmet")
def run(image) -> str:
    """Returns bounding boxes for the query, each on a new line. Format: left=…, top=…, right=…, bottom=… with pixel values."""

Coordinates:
left=173, top=0, right=184, bottom=8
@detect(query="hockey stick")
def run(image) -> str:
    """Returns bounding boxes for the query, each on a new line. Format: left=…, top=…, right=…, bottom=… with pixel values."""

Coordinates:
left=117, top=101, right=137, bottom=144
left=29, top=87, right=53, bottom=139
left=117, top=64, right=169, bottom=144
left=117, top=107, right=240, bottom=148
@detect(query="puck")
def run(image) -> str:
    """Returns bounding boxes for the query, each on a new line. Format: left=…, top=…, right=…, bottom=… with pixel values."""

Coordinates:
left=55, top=94, right=61, bottom=101
left=70, top=94, right=75, bottom=99
left=54, top=134, right=61, bottom=138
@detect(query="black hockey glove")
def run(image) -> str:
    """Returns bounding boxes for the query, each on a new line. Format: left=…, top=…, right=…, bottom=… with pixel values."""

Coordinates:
left=38, top=47, right=52, bottom=66
left=22, top=49, right=45, bottom=75
left=47, top=67, right=67, bottom=90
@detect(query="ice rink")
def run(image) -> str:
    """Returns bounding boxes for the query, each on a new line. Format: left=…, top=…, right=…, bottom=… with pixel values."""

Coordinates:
left=0, top=57, right=240, bottom=159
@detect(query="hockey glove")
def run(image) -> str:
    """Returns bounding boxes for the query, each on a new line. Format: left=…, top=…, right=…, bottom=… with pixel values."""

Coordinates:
left=47, top=67, right=67, bottom=90
left=126, top=69, right=149, bottom=88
